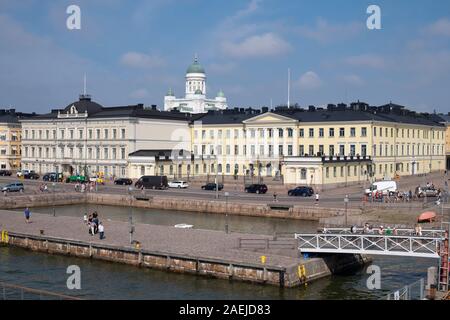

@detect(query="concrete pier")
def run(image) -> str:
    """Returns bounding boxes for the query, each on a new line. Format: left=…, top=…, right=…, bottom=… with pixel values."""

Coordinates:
left=0, top=210, right=369, bottom=287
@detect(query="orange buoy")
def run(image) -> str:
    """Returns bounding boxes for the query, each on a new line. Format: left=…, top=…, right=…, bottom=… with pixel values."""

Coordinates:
left=417, top=211, right=437, bottom=223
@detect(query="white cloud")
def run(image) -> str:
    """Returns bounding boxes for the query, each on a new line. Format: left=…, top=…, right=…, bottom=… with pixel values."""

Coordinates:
left=233, top=0, right=262, bottom=20
left=221, top=33, right=291, bottom=58
left=424, top=18, right=450, bottom=37
left=130, top=88, right=149, bottom=99
left=341, top=74, right=364, bottom=86
left=295, top=18, right=363, bottom=44
left=345, top=54, right=386, bottom=69
left=120, top=52, right=165, bottom=69
left=297, top=71, right=322, bottom=90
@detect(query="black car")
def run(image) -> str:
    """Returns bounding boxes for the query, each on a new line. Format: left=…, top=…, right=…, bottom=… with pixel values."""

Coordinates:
left=201, top=183, right=224, bottom=191
left=288, top=186, right=314, bottom=197
left=114, top=178, right=133, bottom=185
left=24, top=172, right=40, bottom=180
left=135, top=176, right=168, bottom=190
left=245, top=184, right=268, bottom=194
left=0, top=170, right=12, bottom=176
left=43, top=172, right=63, bottom=182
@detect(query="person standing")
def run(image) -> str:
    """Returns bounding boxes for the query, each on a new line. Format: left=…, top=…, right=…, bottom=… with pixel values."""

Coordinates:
left=24, top=207, right=31, bottom=223
left=98, top=222, right=105, bottom=240
left=315, top=193, right=320, bottom=205
left=273, top=192, right=278, bottom=202
left=83, top=213, right=88, bottom=225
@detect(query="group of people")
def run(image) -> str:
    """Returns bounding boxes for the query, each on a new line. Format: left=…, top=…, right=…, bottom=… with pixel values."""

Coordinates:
left=83, top=211, right=105, bottom=239
left=75, top=181, right=97, bottom=193
left=38, top=183, right=49, bottom=192
left=322, top=223, right=425, bottom=237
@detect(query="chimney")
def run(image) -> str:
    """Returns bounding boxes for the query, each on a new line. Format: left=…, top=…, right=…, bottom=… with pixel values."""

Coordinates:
left=151, top=105, right=157, bottom=111
left=262, top=107, right=269, bottom=113
left=308, top=105, right=316, bottom=112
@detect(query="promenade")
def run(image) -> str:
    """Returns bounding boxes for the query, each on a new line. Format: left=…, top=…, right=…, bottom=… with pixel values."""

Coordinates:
left=0, top=209, right=368, bottom=287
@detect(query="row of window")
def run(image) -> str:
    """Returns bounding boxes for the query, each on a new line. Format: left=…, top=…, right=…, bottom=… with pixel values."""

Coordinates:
left=193, top=143, right=446, bottom=157
left=24, top=146, right=127, bottom=160
left=194, top=127, right=444, bottom=140
left=25, top=163, right=128, bottom=178
left=0, top=133, right=19, bottom=141
left=24, top=128, right=126, bottom=140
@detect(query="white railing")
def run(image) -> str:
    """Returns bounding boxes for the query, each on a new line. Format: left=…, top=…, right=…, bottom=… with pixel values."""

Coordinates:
left=318, top=228, right=446, bottom=238
left=295, top=233, right=444, bottom=258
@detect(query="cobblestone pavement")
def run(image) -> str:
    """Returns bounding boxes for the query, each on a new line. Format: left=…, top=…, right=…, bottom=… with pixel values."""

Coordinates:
left=0, top=210, right=304, bottom=268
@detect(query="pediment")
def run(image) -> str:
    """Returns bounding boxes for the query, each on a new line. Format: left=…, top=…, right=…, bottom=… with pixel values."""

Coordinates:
left=243, top=112, right=297, bottom=124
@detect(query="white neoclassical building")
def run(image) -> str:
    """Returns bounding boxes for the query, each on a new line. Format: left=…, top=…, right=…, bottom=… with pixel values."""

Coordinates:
left=164, top=56, right=228, bottom=114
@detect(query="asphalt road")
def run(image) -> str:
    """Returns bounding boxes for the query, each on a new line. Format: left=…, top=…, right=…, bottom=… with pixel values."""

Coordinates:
left=0, top=176, right=364, bottom=206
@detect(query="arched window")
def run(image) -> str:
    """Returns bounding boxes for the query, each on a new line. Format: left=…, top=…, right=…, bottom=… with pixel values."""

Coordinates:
left=300, top=168, right=307, bottom=180
left=218, top=164, right=223, bottom=173
left=226, top=164, right=230, bottom=174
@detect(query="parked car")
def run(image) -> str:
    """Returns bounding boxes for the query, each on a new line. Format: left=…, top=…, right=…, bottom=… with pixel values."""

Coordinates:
left=168, top=181, right=189, bottom=189
left=201, top=183, right=224, bottom=191
left=16, top=170, right=31, bottom=177
left=288, top=186, right=314, bottom=197
left=245, top=184, right=268, bottom=194
left=89, top=175, right=105, bottom=185
left=0, top=170, right=12, bottom=176
left=114, top=178, right=133, bottom=185
left=43, top=172, right=63, bottom=182
left=365, top=181, right=397, bottom=196
left=416, top=187, right=439, bottom=198
left=135, top=176, right=168, bottom=190
left=66, top=175, right=87, bottom=183
left=24, top=172, right=40, bottom=180
left=1, top=182, right=24, bottom=193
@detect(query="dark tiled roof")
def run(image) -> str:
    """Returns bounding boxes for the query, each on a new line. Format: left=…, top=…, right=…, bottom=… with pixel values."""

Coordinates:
left=0, top=109, right=34, bottom=124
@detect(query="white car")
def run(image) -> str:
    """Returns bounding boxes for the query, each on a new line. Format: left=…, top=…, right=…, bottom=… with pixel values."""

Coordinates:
left=168, top=181, right=189, bottom=189
left=365, top=180, right=398, bottom=196
left=16, top=170, right=31, bottom=177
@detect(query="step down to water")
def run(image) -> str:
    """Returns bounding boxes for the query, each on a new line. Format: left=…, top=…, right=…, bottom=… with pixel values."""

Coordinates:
left=268, top=204, right=293, bottom=211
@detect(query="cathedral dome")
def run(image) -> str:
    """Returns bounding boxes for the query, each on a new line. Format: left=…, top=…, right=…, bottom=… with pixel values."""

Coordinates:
left=194, top=89, right=203, bottom=95
left=186, top=57, right=205, bottom=74
left=217, top=90, right=225, bottom=98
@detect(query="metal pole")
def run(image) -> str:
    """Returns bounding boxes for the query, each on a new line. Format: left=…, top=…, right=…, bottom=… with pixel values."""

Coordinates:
left=225, top=192, right=229, bottom=234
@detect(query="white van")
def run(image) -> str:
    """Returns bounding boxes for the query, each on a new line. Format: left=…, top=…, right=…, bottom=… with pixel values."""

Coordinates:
left=365, top=181, right=397, bottom=196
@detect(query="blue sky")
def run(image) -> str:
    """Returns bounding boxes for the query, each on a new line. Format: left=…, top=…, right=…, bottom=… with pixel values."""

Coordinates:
left=0, top=0, right=450, bottom=113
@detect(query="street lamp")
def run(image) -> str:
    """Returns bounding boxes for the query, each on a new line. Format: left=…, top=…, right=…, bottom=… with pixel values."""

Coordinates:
left=225, top=192, right=229, bottom=234
left=128, top=186, right=134, bottom=244
left=344, top=195, right=349, bottom=226
left=52, top=182, right=56, bottom=217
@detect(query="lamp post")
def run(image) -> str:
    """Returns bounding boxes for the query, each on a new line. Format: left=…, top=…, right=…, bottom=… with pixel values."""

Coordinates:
left=344, top=195, right=349, bottom=226
left=52, top=182, right=56, bottom=217
left=128, top=186, right=134, bottom=244
left=225, top=192, right=229, bottom=234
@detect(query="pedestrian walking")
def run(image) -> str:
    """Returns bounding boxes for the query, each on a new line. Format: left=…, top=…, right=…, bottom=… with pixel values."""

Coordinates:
left=273, top=192, right=278, bottom=202
left=83, top=213, right=88, bottom=225
left=24, top=207, right=31, bottom=223
left=98, top=222, right=105, bottom=240
left=315, top=193, right=320, bottom=204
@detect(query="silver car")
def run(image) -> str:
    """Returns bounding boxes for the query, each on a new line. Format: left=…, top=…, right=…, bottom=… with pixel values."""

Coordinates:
left=2, top=182, right=25, bottom=193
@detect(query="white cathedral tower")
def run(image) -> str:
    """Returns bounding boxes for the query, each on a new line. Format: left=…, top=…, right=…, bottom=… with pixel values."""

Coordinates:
left=164, top=55, right=228, bottom=114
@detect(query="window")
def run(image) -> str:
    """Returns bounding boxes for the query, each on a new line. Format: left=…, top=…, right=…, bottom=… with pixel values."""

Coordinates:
left=299, top=145, right=304, bottom=156
left=299, top=129, right=304, bottom=137
left=226, top=130, right=231, bottom=139
left=309, top=128, right=314, bottom=137
left=278, top=145, right=283, bottom=156
left=79, top=129, right=83, bottom=140
left=361, top=127, right=367, bottom=137
left=339, top=128, right=345, bottom=137
left=339, top=145, right=345, bottom=156
left=329, top=128, right=335, bottom=137
left=89, top=129, right=93, bottom=139
left=350, top=128, right=356, bottom=137
left=301, top=169, right=307, bottom=180
left=288, top=128, right=293, bottom=137
left=361, top=145, right=367, bottom=157
left=234, top=129, right=239, bottom=138
left=309, top=145, right=314, bottom=156
left=288, top=145, right=293, bottom=156
left=113, top=129, right=117, bottom=139
left=319, top=145, right=324, bottom=156
left=121, top=129, right=126, bottom=139
left=350, top=145, right=356, bottom=156
left=104, top=129, right=109, bottom=139
left=234, top=145, right=239, bottom=155
left=121, top=148, right=126, bottom=160
left=96, top=129, right=100, bottom=139
left=329, top=145, right=335, bottom=156
left=104, top=148, right=108, bottom=159
left=70, top=130, right=74, bottom=139
left=319, top=128, right=324, bottom=137
left=278, top=129, right=284, bottom=138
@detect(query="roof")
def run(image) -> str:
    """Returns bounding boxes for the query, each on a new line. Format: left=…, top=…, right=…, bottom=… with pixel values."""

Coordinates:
left=193, top=103, right=445, bottom=127
left=20, top=97, right=200, bottom=122
left=0, top=109, right=34, bottom=124
left=186, top=57, right=205, bottom=74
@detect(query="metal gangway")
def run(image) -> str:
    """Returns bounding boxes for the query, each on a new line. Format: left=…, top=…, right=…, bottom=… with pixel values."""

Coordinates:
left=295, top=227, right=449, bottom=291
left=295, top=228, right=446, bottom=258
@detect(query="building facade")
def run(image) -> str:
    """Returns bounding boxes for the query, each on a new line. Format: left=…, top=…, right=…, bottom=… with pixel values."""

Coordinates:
left=188, top=103, right=446, bottom=187
left=439, top=114, right=450, bottom=170
left=163, top=56, right=228, bottom=114
left=0, top=109, right=25, bottom=171
left=20, top=95, right=193, bottom=178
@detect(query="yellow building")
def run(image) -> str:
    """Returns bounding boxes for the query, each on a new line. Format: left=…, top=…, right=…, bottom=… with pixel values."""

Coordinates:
left=187, top=103, right=446, bottom=187
left=0, top=109, right=25, bottom=171
left=439, top=114, right=450, bottom=170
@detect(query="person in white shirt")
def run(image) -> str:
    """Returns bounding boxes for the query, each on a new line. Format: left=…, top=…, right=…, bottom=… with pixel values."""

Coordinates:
left=98, top=222, right=105, bottom=240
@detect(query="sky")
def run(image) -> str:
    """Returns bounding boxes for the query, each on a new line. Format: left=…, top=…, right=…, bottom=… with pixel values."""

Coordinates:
left=0, top=0, right=450, bottom=114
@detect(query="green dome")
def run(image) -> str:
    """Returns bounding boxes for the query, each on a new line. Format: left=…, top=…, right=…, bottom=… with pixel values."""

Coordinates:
left=194, top=89, right=203, bottom=95
left=217, top=90, right=225, bottom=98
left=186, top=57, right=205, bottom=74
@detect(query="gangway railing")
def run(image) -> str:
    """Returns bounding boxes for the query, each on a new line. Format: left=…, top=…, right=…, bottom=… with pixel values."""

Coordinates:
left=318, top=228, right=446, bottom=238
left=294, top=233, right=444, bottom=259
